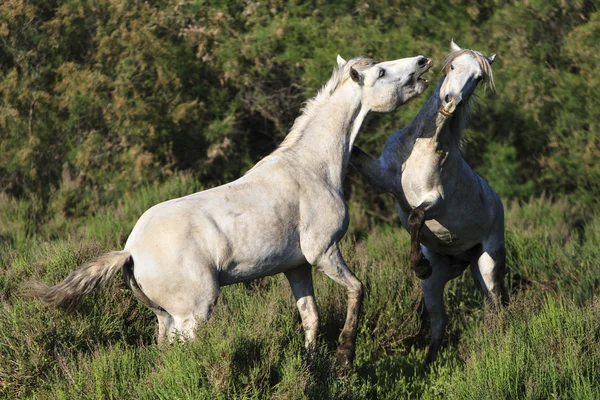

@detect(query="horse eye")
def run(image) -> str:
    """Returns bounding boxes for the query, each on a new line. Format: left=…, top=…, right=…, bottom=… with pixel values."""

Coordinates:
left=450, top=64, right=454, bottom=70
left=378, top=69, right=385, bottom=78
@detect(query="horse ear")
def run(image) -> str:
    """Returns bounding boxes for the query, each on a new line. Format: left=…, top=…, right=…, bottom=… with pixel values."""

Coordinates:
left=350, top=67, right=361, bottom=83
left=450, top=39, right=461, bottom=52
left=337, top=54, right=346, bottom=66
left=487, top=53, right=497, bottom=64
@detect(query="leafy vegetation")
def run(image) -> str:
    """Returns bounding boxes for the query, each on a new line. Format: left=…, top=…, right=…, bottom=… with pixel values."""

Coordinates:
left=1, top=0, right=598, bottom=398
left=1, top=184, right=599, bottom=398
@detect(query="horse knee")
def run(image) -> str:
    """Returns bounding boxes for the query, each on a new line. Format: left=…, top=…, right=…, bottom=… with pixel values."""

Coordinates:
left=348, top=279, right=363, bottom=301
left=408, top=207, right=425, bottom=226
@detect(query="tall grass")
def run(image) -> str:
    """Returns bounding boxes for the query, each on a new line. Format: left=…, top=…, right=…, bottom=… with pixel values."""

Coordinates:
left=1, top=174, right=598, bottom=399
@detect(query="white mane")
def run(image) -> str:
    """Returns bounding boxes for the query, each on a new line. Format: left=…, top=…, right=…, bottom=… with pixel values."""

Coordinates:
left=248, top=57, right=375, bottom=172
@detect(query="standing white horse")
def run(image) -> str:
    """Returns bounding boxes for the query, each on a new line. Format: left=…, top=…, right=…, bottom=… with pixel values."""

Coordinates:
left=351, top=41, right=508, bottom=364
left=26, top=54, right=432, bottom=369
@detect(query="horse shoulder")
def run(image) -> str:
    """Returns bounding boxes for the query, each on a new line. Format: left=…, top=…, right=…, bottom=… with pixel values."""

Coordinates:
left=477, top=174, right=504, bottom=228
left=296, top=182, right=348, bottom=262
left=452, top=165, right=504, bottom=231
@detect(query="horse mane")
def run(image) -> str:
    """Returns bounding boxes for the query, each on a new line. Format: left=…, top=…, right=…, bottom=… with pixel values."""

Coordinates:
left=247, top=56, right=375, bottom=173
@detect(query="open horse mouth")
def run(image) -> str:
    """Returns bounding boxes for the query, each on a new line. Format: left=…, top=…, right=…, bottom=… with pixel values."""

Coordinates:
left=414, top=58, right=433, bottom=93
left=418, top=58, right=433, bottom=84
left=440, top=107, right=453, bottom=117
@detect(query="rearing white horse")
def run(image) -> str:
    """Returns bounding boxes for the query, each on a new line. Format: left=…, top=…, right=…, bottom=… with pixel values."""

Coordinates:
left=351, top=41, right=507, bottom=364
left=27, top=54, right=432, bottom=369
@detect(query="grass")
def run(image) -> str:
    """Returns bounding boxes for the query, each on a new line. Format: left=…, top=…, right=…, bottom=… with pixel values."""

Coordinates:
left=1, top=173, right=599, bottom=399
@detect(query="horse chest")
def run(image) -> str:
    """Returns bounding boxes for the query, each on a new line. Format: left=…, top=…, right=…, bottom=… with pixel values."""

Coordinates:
left=400, top=142, right=447, bottom=208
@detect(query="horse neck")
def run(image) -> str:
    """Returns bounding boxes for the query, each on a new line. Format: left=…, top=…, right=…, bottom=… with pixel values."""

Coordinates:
left=407, top=79, right=466, bottom=153
left=293, top=85, right=366, bottom=187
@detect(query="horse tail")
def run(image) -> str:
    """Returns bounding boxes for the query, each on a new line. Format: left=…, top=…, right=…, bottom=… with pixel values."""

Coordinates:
left=24, top=251, right=132, bottom=312
left=121, top=256, right=164, bottom=312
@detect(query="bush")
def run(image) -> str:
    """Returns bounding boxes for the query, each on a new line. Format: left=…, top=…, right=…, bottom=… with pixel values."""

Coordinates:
left=1, top=0, right=598, bottom=240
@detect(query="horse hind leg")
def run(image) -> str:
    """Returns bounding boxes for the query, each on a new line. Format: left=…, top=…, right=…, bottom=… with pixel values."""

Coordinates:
left=149, top=308, right=174, bottom=344
left=123, top=260, right=174, bottom=344
left=423, top=254, right=469, bottom=366
left=123, top=258, right=219, bottom=343
left=168, top=281, right=220, bottom=342
left=285, top=264, right=319, bottom=351
left=420, top=247, right=456, bottom=366
left=471, top=246, right=509, bottom=309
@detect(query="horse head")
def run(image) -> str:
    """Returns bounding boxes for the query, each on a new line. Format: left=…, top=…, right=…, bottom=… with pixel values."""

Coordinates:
left=335, top=53, right=433, bottom=113
left=439, top=40, right=496, bottom=117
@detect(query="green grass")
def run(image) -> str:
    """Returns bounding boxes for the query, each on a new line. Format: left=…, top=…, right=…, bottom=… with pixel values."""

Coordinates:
left=1, top=174, right=599, bottom=399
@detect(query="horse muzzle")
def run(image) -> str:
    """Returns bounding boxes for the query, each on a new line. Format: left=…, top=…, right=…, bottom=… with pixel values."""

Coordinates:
left=440, top=107, right=454, bottom=117
left=440, top=93, right=461, bottom=117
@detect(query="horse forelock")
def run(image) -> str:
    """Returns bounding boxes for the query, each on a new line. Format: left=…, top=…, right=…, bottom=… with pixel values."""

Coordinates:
left=442, top=49, right=495, bottom=93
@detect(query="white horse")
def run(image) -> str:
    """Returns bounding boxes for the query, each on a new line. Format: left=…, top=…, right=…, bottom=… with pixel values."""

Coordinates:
left=351, top=41, right=507, bottom=364
left=27, top=54, right=432, bottom=369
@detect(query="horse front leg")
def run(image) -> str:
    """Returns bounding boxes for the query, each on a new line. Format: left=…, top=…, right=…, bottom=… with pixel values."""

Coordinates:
left=408, top=199, right=441, bottom=280
left=285, top=264, right=319, bottom=352
left=350, top=146, right=389, bottom=194
left=313, top=243, right=363, bottom=372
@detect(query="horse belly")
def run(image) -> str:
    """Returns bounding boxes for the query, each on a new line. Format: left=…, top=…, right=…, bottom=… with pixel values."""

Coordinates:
left=420, top=218, right=483, bottom=255
left=218, top=237, right=306, bottom=285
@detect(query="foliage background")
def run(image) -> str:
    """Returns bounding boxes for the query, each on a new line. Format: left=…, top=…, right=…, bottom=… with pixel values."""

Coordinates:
left=0, top=0, right=598, bottom=398
left=1, top=0, right=598, bottom=236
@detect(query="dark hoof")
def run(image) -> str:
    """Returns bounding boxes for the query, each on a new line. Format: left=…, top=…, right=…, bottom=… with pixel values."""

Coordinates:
left=412, top=257, right=432, bottom=280
left=303, top=346, right=317, bottom=362
left=416, top=265, right=433, bottom=280
left=423, top=345, right=439, bottom=371
left=420, top=360, right=433, bottom=375
left=336, top=347, right=355, bottom=374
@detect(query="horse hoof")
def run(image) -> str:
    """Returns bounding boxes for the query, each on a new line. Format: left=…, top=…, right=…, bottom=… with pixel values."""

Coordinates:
left=336, top=348, right=355, bottom=374
left=336, top=360, right=352, bottom=376
left=303, top=346, right=318, bottom=363
left=416, top=265, right=433, bottom=280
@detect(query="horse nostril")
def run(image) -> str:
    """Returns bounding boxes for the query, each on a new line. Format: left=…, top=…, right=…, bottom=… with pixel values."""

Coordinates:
left=444, top=94, right=451, bottom=103
left=418, top=57, right=428, bottom=66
